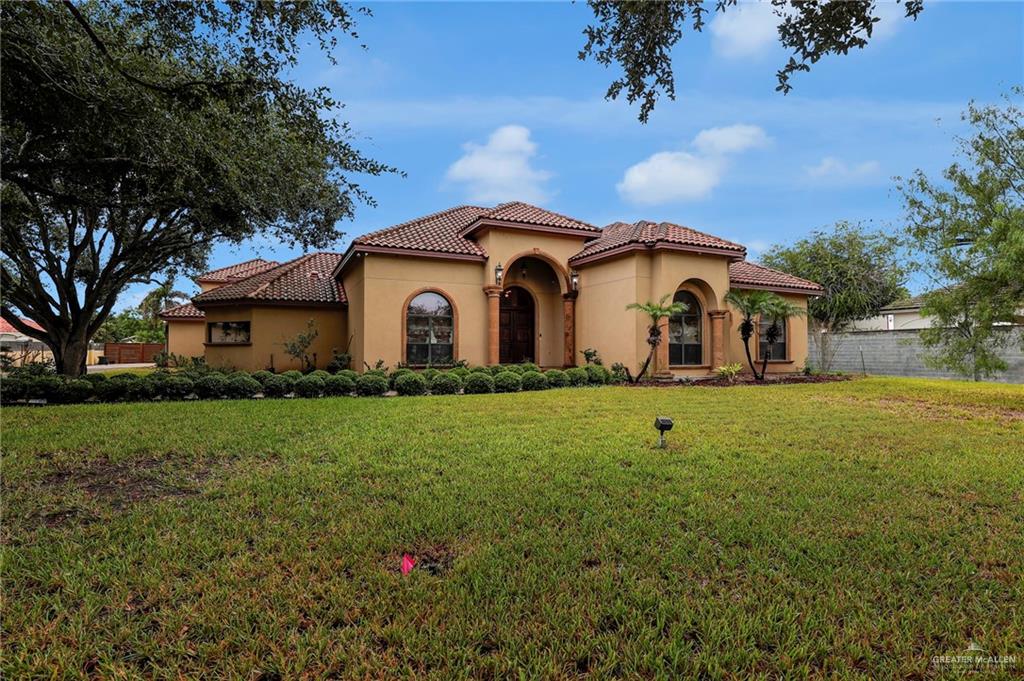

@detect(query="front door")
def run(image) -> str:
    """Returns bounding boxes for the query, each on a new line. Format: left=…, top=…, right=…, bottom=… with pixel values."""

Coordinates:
left=499, top=286, right=535, bottom=364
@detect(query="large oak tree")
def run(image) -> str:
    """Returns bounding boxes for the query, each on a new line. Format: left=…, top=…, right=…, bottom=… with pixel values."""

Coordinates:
left=1, top=1, right=396, bottom=375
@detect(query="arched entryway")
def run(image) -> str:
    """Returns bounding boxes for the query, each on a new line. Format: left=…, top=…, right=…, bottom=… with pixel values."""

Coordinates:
left=500, top=286, right=535, bottom=363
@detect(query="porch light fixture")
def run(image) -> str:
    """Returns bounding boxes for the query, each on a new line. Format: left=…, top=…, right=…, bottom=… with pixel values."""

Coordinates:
left=494, top=262, right=504, bottom=286
left=653, top=416, right=674, bottom=449
left=570, top=270, right=580, bottom=291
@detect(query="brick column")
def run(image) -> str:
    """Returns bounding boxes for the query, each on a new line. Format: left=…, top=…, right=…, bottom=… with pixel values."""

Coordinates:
left=562, top=291, right=578, bottom=367
left=709, top=309, right=728, bottom=369
left=483, top=285, right=502, bottom=365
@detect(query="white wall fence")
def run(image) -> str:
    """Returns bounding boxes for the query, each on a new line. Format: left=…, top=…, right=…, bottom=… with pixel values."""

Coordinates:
left=808, top=328, right=1024, bottom=384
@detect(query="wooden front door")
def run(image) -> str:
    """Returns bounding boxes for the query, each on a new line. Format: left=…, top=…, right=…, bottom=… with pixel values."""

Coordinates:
left=499, top=286, right=535, bottom=364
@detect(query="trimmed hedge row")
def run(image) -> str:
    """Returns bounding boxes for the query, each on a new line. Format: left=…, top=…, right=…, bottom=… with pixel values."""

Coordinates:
left=1, top=362, right=620, bottom=405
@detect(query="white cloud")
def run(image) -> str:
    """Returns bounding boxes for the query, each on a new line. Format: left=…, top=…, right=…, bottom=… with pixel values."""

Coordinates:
left=693, top=124, right=770, bottom=155
left=445, top=125, right=553, bottom=204
left=870, top=1, right=910, bottom=41
left=617, top=124, right=768, bottom=204
left=710, top=2, right=780, bottom=58
left=806, top=156, right=882, bottom=183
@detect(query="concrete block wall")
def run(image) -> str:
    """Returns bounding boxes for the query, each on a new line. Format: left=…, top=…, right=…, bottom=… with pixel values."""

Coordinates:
left=809, top=329, right=1024, bottom=384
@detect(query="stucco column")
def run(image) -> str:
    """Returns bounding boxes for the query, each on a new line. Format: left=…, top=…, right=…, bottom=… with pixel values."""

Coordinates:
left=562, top=290, right=578, bottom=367
left=709, top=309, right=728, bottom=369
left=483, top=285, right=502, bottom=365
left=655, top=317, right=670, bottom=376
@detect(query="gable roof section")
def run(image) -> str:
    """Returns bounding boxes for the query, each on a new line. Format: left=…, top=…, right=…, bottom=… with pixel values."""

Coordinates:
left=350, top=205, right=490, bottom=258
left=728, top=261, right=823, bottom=294
left=196, top=258, right=279, bottom=283
left=880, top=294, right=924, bottom=312
left=570, top=220, right=746, bottom=265
left=193, top=253, right=346, bottom=307
left=460, top=201, right=601, bottom=238
left=159, top=302, right=205, bottom=320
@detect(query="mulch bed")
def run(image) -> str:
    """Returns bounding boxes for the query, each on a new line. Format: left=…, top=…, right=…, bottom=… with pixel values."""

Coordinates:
left=624, top=374, right=856, bottom=388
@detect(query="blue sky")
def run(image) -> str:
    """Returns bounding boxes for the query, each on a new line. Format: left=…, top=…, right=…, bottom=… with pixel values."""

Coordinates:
left=136, top=1, right=1022, bottom=307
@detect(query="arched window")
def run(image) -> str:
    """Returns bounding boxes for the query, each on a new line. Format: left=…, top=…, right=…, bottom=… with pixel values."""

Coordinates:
left=406, top=291, right=454, bottom=366
left=758, top=317, right=787, bottom=360
left=669, top=290, right=702, bottom=365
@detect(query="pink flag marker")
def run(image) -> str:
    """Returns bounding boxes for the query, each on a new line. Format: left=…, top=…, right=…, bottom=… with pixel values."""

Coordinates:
left=401, top=554, right=416, bottom=575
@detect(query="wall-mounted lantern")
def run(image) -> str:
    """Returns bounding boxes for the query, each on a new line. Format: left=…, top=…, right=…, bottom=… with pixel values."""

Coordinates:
left=570, top=270, right=580, bottom=291
left=494, top=262, right=504, bottom=286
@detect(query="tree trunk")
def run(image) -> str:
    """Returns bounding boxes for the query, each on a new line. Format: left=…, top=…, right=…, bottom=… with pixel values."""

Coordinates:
left=760, top=347, right=770, bottom=381
left=48, top=334, right=90, bottom=377
left=741, top=334, right=761, bottom=380
left=635, top=348, right=655, bottom=383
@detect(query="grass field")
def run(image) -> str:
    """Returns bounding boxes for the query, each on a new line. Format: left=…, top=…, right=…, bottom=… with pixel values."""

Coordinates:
left=4, top=377, right=1023, bottom=678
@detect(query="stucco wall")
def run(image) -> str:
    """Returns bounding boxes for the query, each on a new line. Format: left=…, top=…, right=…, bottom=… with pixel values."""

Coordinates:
left=165, top=320, right=205, bottom=359
left=724, top=292, right=810, bottom=374
left=576, top=254, right=642, bottom=371
left=341, top=258, right=366, bottom=370
left=202, top=304, right=346, bottom=372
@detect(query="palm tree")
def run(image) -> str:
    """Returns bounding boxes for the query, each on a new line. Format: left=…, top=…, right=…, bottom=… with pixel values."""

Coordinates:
left=724, top=289, right=776, bottom=380
left=138, top=279, right=190, bottom=324
left=626, top=294, right=687, bottom=382
left=758, top=297, right=806, bottom=379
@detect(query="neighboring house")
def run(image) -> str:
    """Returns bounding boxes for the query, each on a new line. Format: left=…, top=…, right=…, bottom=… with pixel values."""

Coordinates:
left=1, top=317, right=50, bottom=366
left=160, top=202, right=822, bottom=375
left=848, top=295, right=934, bottom=332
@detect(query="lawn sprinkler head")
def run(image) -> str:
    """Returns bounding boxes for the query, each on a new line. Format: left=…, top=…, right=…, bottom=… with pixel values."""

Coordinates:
left=653, top=416, right=674, bottom=449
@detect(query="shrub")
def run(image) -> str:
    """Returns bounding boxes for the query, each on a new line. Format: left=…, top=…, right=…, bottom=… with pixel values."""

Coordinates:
left=544, top=369, right=568, bottom=388
left=1, top=376, right=28, bottom=402
left=325, top=352, right=351, bottom=374
left=356, top=373, right=389, bottom=396
left=610, top=362, right=629, bottom=383
left=251, top=370, right=275, bottom=387
left=364, top=368, right=388, bottom=380
left=715, top=363, right=743, bottom=383
left=294, top=375, right=325, bottom=398
left=585, top=364, right=610, bottom=385
left=336, top=369, right=358, bottom=383
left=421, top=368, right=439, bottom=383
left=463, top=372, right=494, bottom=394
left=469, top=365, right=491, bottom=375
left=162, top=376, right=194, bottom=400
left=519, top=362, right=540, bottom=373
left=27, top=375, right=63, bottom=401
left=262, top=374, right=294, bottom=398
left=225, top=374, right=261, bottom=398
left=125, top=376, right=157, bottom=401
left=94, top=378, right=127, bottom=402
left=493, top=370, right=521, bottom=393
left=59, top=379, right=94, bottom=403
left=565, top=367, right=589, bottom=387
left=309, top=369, right=332, bottom=382
left=429, top=372, right=462, bottom=395
left=194, top=374, right=228, bottom=399
left=323, top=374, right=355, bottom=396
left=83, top=373, right=107, bottom=385
left=389, top=367, right=414, bottom=389
left=448, top=366, right=470, bottom=379
left=110, top=372, right=140, bottom=383
left=499, top=364, right=524, bottom=375
left=394, top=372, right=427, bottom=396
left=521, top=370, right=549, bottom=391
left=281, top=370, right=303, bottom=381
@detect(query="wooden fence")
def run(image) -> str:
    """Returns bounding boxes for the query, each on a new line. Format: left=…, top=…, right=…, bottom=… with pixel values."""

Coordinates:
left=103, top=343, right=165, bottom=364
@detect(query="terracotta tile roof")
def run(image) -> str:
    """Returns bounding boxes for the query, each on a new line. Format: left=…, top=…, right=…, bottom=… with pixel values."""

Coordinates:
left=474, top=201, right=600, bottom=234
left=158, top=302, right=205, bottom=320
left=570, top=220, right=746, bottom=263
left=728, top=261, right=823, bottom=293
left=0, top=317, right=43, bottom=335
left=352, top=205, right=489, bottom=257
left=193, top=253, right=347, bottom=306
left=196, top=258, right=279, bottom=283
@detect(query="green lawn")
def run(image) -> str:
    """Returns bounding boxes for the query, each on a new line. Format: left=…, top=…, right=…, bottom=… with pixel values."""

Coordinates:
left=4, top=378, right=1023, bottom=678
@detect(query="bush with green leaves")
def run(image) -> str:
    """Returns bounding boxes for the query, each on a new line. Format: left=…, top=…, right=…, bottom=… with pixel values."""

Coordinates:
left=194, top=374, right=228, bottom=399
left=463, top=372, right=494, bottom=394
left=225, top=374, right=261, bottom=398
left=26, top=375, right=63, bottom=401
left=519, top=362, right=540, bottom=373
left=610, top=363, right=629, bottom=383
left=251, top=370, right=275, bottom=387
left=394, top=372, right=427, bottom=396
left=1, top=376, right=28, bottom=402
left=429, top=372, right=462, bottom=395
left=125, top=376, right=157, bottom=401
left=58, top=379, right=94, bottom=403
left=421, top=368, right=439, bottom=383
left=82, top=373, right=107, bottom=385
left=493, top=371, right=522, bottom=393
left=498, top=364, right=524, bottom=375
left=714, top=363, right=743, bottom=383
left=521, top=370, right=549, bottom=391
left=447, top=366, right=470, bottom=379
left=323, top=374, right=355, bottom=396
left=363, top=368, right=388, bottom=380
left=469, top=366, right=491, bottom=375
left=308, top=369, right=331, bottom=382
left=162, top=376, right=194, bottom=400
left=336, top=369, right=358, bottom=383
left=281, top=370, right=303, bottom=381
left=294, top=375, right=324, bottom=398
left=325, top=352, right=351, bottom=374
left=262, top=374, right=294, bottom=398
left=94, top=378, right=127, bottom=402
left=565, top=367, right=589, bottom=387
left=544, top=369, right=568, bottom=388
left=388, top=367, right=414, bottom=389
left=585, top=364, right=610, bottom=385
left=356, top=373, right=389, bottom=397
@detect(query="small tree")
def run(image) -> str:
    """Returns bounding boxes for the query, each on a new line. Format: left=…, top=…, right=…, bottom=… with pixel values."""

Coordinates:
left=757, top=296, right=806, bottom=379
left=724, top=290, right=776, bottom=380
left=281, top=320, right=319, bottom=372
left=626, top=294, right=687, bottom=382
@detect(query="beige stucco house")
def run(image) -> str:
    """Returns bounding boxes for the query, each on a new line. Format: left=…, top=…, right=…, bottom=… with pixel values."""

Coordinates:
left=160, top=202, right=822, bottom=376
